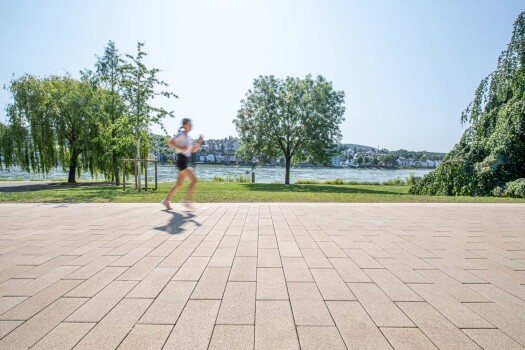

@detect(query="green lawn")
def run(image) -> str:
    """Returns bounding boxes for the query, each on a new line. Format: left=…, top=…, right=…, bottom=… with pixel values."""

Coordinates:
left=1, top=181, right=524, bottom=203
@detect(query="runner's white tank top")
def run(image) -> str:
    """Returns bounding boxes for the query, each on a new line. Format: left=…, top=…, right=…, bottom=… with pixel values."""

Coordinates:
left=171, top=131, right=193, bottom=157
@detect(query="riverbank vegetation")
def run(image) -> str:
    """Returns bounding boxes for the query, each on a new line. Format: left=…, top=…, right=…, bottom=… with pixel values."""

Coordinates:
left=411, top=12, right=525, bottom=198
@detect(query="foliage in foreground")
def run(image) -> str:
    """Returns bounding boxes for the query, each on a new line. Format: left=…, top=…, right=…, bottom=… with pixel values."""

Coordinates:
left=0, top=41, right=176, bottom=184
left=411, top=12, right=525, bottom=198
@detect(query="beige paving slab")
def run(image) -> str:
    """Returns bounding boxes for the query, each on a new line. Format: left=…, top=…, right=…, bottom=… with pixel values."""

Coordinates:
left=216, top=281, right=256, bottom=325
left=208, top=247, right=236, bottom=267
left=349, top=282, right=414, bottom=327
left=31, top=322, right=95, bottom=350
left=329, top=257, right=372, bottom=282
left=66, top=255, right=119, bottom=279
left=398, top=302, right=482, bottom=350
left=13, top=265, right=80, bottom=296
left=117, top=324, right=172, bottom=350
left=463, top=328, right=524, bottom=350
left=278, top=241, right=302, bottom=257
left=344, top=248, right=383, bottom=268
left=0, top=297, right=87, bottom=349
left=255, top=300, right=299, bottom=350
left=236, top=240, right=258, bottom=256
left=287, top=282, right=334, bottom=325
left=376, top=257, right=429, bottom=283
left=468, top=283, right=525, bottom=320
left=0, top=296, right=27, bottom=315
left=364, top=268, right=423, bottom=301
left=311, top=268, right=355, bottom=300
left=172, top=256, right=210, bottom=281
left=417, top=269, right=490, bottom=302
left=66, top=280, right=138, bottom=322
left=282, top=257, right=314, bottom=282
left=0, top=320, right=22, bottom=339
left=409, top=283, right=493, bottom=328
left=66, top=266, right=127, bottom=298
left=229, top=256, right=257, bottom=281
left=117, top=256, right=163, bottom=281
left=127, top=266, right=177, bottom=298
left=327, top=301, right=392, bottom=350
left=257, top=248, right=281, bottom=267
left=163, top=299, right=220, bottom=350
left=301, top=248, right=332, bottom=268
left=191, top=267, right=230, bottom=299
left=74, top=298, right=152, bottom=350
left=209, top=325, right=254, bottom=350
left=466, top=302, right=525, bottom=346
left=256, top=268, right=288, bottom=300
left=139, top=281, right=196, bottom=324
left=1, top=279, right=81, bottom=320
left=381, top=327, right=438, bottom=350
left=297, top=326, right=346, bottom=350
left=317, top=241, right=347, bottom=257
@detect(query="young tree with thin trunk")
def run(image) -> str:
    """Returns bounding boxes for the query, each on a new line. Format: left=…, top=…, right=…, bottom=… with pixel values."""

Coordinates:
left=234, top=75, right=345, bottom=184
left=92, top=41, right=131, bottom=185
left=121, top=42, right=177, bottom=190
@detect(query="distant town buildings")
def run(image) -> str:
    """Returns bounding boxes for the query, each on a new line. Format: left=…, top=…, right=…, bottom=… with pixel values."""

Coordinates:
left=150, top=135, right=444, bottom=168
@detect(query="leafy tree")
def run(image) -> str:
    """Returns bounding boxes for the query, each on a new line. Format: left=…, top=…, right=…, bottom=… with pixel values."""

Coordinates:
left=91, top=41, right=133, bottom=185
left=357, top=156, right=364, bottom=166
left=411, top=12, right=525, bottom=197
left=121, top=42, right=178, bottom=190
left=371, top=157, right=379, bottom=166
left=380, top=154, right=397, bottom=167
left=3, top=75, right=104, bottom=182
left=234, top=75, right=345, bottom=184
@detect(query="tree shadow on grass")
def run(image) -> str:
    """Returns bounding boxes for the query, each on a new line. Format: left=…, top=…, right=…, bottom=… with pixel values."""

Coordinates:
left=239, top=183, right=405, bottom=195
left=0, top=182, right=115, bottom=192
left=154, top=210, right=201, bottom=235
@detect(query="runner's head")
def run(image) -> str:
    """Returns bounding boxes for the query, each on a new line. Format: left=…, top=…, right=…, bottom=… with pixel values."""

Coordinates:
left=179, top=118, right=192, bottom=133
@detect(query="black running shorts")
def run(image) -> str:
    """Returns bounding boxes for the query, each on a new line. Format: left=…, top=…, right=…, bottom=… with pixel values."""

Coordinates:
left=176, top=154, right=189, bottom=171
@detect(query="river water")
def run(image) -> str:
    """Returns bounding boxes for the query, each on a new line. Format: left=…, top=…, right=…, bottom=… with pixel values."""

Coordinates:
left=0, top=164, right=432, bottom=183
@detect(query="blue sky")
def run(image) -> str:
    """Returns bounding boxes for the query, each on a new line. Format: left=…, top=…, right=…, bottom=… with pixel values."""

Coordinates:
left=1, top=0, right=523, bottom=152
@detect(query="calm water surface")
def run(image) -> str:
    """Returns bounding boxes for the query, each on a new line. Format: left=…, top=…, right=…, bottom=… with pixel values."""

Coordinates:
left=0, top=164, right=432, bottom=183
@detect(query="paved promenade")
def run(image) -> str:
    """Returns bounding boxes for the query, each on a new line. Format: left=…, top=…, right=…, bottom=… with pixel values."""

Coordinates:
left=0, top=203, right=524, bottom=349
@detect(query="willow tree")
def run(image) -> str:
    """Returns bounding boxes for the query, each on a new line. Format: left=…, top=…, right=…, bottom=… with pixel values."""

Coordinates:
left=3, top=75, right=105, bottom=183
left=121, top=42, right=178, bottom=190
left=234, top=75, right=345, bottom=184
left=411, top=11, right=525, bottom=197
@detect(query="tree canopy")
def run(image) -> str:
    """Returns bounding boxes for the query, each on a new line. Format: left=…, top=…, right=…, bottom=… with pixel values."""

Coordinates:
left=234, top=75, right=345, bottom=184
left=411, top=12, right=525, bottom=198
left=3, top=75, right=105, bottom=182
left=0, top=41, right=176, bottom=184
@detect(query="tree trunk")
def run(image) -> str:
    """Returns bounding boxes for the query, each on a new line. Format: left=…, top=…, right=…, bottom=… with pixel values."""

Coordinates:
left=68, top=150, right=79, bottom=183
left=285, top=156, right=291, bottom=185
left=136, top=136, right=142, bottom=191
left=112, top=150, right=120, bottom=186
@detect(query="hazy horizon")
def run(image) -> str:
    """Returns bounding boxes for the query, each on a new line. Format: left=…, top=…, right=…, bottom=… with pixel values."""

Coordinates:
left=1, top=0, right=523, bottom=153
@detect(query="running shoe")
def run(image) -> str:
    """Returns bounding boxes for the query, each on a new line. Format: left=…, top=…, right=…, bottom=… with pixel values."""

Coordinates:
left=161, top=198, right=172, bottom=210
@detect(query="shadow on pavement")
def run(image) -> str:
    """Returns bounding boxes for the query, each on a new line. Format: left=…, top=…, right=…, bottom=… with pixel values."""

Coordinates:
left=154, top=210, right=201, bottom=235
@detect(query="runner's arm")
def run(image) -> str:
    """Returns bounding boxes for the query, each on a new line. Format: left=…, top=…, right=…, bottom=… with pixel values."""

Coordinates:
left=192, top=136, right=204, bottom=153
left=167, top=138, right=189, bottom=152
